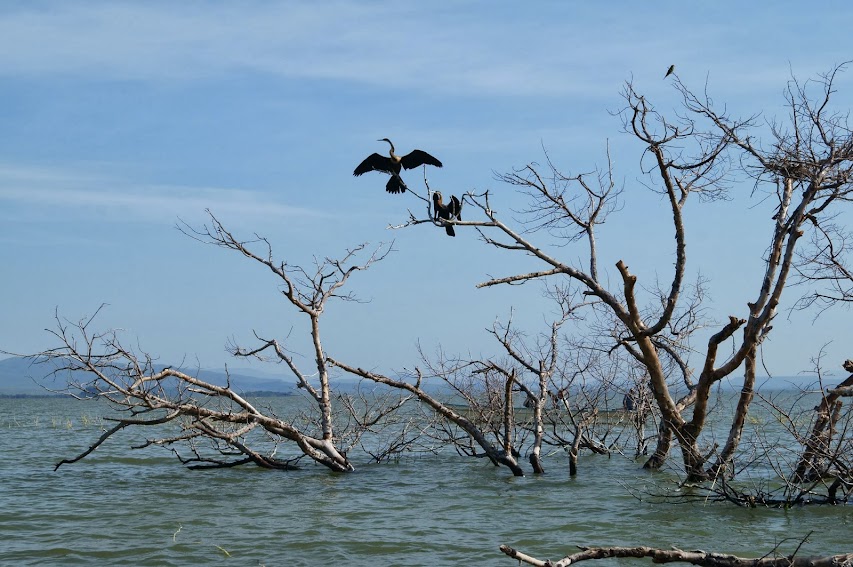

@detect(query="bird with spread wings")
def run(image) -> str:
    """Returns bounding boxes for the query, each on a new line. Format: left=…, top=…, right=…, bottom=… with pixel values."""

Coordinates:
left=354, top=138, right=443, bottom=194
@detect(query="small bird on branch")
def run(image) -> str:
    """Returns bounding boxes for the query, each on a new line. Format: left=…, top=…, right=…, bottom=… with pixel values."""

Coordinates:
left=432, top=191, right=462, bottom=237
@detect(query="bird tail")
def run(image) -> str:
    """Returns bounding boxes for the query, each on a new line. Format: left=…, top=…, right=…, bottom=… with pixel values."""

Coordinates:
left=386, top=174, right=408, bottom=194
left=442, top=195, right=461, bottom=236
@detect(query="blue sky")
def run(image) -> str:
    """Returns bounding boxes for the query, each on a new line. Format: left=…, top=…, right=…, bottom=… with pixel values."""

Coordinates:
left=1, top=2, right=851, bottom=381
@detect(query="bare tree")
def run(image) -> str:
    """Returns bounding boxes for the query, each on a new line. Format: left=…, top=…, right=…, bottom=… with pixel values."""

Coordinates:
left=389, top=64, right=853, bottom=484
left=727, top=356, right=853, bottom=507
left=335, top=147, right=650, bottom=478
left=329, top=356, right=529, bottom=476
left=36, top=211, right=395, bottom=473
left=336, top=384, right=435, bottom=463
left=28, top=63, right=853, bottom=514
left=331, top=289, right=643, bottom=477
left=474, top=293, right=578, bottom=474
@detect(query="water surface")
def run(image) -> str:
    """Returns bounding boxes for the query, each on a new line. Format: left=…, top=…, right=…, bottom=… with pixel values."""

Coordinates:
left=0, top=397, right=849, bottom=566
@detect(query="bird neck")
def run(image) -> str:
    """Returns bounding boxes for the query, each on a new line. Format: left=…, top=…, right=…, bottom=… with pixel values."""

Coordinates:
left=384, top=139, right=397, bottom=158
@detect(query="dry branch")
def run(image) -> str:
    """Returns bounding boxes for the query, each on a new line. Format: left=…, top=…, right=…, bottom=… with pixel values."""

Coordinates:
left=500, top=543, right=853, bottom=567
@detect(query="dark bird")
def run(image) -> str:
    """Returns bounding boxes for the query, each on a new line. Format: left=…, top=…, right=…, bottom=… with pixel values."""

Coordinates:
left=664, top=64, right=675, bottom=78
left=432, top=191, right=462, bottom=237
left=353, top=138, right=443, bottom=194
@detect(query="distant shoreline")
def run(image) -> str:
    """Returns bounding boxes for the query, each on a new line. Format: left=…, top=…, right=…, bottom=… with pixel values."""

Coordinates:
left=0, top=393, right=66, bottom=399
left=0, top=390, right=294, bottom=399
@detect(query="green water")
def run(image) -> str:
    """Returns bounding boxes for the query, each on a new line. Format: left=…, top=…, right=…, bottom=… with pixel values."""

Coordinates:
left=0, top=397, right=850, bottom=566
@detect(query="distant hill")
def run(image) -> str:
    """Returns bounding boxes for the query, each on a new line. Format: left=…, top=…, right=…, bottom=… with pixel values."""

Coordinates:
left=0, top=356, right=294, bottom=397
left=0, top=357, right=68, bottom=395
left=3, top=355, right=836, bottom=398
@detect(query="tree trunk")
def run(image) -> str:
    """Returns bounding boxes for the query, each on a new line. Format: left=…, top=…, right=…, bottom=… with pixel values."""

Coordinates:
left=708, top=349, right=757, bottom=478
left=793, top=368, right=853, bottom=483
left=643, top=418, right=672, bottom=470
left=528, top=363, right=547, bottom=474
left=568, top=424, right=582, bottom=476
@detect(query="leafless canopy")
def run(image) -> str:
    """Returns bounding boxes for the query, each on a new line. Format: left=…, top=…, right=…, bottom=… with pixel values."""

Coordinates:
left=357, top=64, right=853, bottom=492
left=38, top=211, right=399, bottom=473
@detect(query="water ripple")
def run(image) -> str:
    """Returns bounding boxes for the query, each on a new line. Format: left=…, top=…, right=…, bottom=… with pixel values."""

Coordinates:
left=1, top=397, right=850, bottom=566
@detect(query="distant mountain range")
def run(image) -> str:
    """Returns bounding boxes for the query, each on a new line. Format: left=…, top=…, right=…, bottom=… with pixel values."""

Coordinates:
left=0, top=356, right=294, bottom=397
left=1, top=355, right=834, bottom=399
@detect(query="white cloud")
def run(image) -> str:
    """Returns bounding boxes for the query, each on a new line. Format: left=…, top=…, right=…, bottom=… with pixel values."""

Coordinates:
left=0, top=2, right=707, bottom=97
left=0, top=162, right=330, bottom=223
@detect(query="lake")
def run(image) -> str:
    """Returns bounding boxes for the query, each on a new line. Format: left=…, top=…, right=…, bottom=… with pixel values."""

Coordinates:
left=1, top=395, right=850, bottom=566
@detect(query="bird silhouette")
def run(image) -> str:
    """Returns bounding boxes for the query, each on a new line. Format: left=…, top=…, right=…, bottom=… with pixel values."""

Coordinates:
left=432, top=191, right=462, bottom=237
left=664, top=64, right=675, bottom=78
left=353, top=138, right=442, bottom=194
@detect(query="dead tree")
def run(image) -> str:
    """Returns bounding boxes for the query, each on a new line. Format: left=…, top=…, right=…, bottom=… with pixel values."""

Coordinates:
left=542, top=352, right=651, bottom=474
left=330, top=284, right=627, bottom=477
left=400, top=65, right=853, bottom=483
left=328, top=287, right=611, bottom=478
left=363, top=152, right=636, bottom=477
left=37, top=211, right=393, bottom=472
left=791, top=360, right=853, bottom=491
left=336, top=385, right=434, bottom=463
left=328, top=357, right=528, bottom=476
left=724, top=356, right=853, bottom=507
left=607, top=354, right=853, bottom=508
left=475, top=293, right=579, bottom=475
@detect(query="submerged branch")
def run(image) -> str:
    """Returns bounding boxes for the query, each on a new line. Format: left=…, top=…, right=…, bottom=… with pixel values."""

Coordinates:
left=500, top=542, right=853, bottom=567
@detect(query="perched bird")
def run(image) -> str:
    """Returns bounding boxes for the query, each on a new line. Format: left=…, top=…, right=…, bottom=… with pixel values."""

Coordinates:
left=353, top=138, right=443, bottom=194
left=432, top=191, right=462, bottom=237
left=664, top=64, right=675, bottom=78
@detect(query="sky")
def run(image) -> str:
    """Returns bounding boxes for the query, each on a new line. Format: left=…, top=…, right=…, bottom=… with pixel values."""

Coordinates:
left=1, top=1, right=851, bottom=383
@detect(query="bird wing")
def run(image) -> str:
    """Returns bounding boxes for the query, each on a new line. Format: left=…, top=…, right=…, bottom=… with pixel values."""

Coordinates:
left=432, top=193, right=455, bottom=236
left=401, top=150, right=443, bottom=170
left=354, top=153, right=394, bottom=176
left=450, top=195, right=462, bottom=221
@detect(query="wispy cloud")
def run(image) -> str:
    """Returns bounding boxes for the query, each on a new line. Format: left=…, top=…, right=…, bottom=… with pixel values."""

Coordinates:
left=0, top=2, right=782, bottom=98
left=0, top=3, right=578, bottom=94
left=0, top=162, right=329, bottom=223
